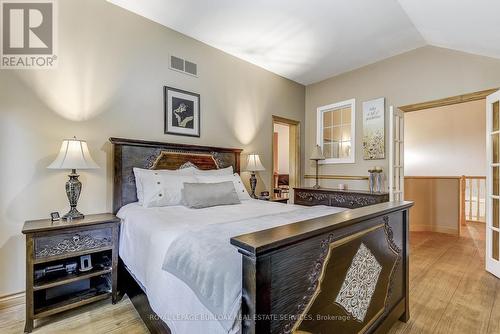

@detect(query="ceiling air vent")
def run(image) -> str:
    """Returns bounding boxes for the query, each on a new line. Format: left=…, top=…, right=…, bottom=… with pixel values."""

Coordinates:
left=169, top=55, right=198, bottom=77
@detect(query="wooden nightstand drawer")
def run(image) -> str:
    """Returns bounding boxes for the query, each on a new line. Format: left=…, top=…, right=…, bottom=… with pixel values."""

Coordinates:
left=34, top=227, right=113, bottom=260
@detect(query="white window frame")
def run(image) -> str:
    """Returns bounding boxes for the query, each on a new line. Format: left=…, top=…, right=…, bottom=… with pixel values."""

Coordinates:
left=316, top=98, right=356, bottom=164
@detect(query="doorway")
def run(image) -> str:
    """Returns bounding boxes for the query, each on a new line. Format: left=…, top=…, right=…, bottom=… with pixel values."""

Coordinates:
left=272, top=116, right=300, bottom=202
left=398, top=88, right=499, bottom=274
left=403, top=98, right=487, bottom=237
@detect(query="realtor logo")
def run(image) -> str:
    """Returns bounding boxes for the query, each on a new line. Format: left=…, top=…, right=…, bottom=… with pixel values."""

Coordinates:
left=1, top=0, right=57, bottom=68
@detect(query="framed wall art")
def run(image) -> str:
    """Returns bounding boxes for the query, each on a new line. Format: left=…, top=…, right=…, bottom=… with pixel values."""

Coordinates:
left=362, top=97, right=385, bottom=160
left=164, top=86, right=200, bottom=137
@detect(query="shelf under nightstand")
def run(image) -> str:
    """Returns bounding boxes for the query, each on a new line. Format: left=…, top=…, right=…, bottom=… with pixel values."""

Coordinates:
left=33, top=267, right=112, bottom=291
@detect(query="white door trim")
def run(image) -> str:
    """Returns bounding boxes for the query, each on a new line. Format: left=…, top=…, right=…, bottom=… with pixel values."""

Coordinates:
left=486, top=90, right=500, bottom=278
left=389, top=106, right=404, bottom=201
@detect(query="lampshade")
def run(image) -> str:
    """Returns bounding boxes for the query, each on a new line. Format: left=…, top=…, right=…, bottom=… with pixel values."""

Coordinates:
left=310, top=145, right=325, bottom=160
left=245, top=154, right=265, bottom=172
left=47, top=138, right=99, bottom=170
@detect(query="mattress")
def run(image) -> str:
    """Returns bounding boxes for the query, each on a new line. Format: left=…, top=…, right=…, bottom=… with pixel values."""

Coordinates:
left=118, top=199, right=345, bottom=334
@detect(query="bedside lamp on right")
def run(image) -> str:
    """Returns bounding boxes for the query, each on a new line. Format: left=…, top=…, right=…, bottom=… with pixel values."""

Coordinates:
left=310, top=145, right=325, bottom=189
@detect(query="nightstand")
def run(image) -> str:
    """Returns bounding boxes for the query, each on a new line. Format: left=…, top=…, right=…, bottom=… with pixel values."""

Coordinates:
left=22, top=214, right=120, bottom=333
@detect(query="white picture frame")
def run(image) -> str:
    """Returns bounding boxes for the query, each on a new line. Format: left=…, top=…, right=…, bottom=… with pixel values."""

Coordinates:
left=79, top=254, right=93, bottom=272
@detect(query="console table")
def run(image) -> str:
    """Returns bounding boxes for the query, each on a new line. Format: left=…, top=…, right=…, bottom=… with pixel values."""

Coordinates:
left=294, top=187, right=389, bottom=208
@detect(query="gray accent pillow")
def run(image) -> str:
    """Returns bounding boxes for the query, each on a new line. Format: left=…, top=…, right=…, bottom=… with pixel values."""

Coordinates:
left=183, top=181, right=241, bottom=209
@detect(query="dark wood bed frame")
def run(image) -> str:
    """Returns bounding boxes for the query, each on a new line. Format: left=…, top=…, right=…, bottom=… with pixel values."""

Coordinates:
left=110, top=137, right=413, bottom=334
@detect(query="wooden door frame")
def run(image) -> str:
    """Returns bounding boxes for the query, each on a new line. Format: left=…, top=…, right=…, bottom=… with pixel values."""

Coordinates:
left=272, top=115, right=301, bottom=191
left=399, top=88, right=498, bottom=113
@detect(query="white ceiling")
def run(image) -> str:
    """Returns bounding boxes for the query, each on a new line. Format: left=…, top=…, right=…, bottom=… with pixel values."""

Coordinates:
left=398, top=0, right=500, bottom=60
left=108, top=0, right=500, bottom=85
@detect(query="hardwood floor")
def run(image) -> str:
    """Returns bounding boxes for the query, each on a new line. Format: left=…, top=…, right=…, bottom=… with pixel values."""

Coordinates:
left=390, top=221, right=500, bottom=334
left=0, top=294, right=147, bottom=333
left=0, top=223, right=498, bottom=333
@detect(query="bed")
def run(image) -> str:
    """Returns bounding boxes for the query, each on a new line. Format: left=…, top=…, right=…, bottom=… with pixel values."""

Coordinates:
left=110, top=137, right=413, bottom=334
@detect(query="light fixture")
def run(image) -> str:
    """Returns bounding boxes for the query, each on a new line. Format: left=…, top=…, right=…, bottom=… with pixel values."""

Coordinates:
left=48, top=137, right=99, bottom=220
left=245, top=154, right=265, bottom=199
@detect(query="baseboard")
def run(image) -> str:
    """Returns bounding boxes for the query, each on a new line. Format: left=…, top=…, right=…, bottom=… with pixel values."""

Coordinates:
left=410, top=224, right=458, bottom=235
left=465, top=220, right=485, bottom=224
left=0, top=291, right=25, bottom=309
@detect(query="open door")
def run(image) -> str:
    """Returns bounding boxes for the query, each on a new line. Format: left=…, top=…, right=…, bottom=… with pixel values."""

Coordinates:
left=271, top=115, right=300, bottom=201
left=389, top=106, right=404, bottom=201
left=486, top=90, right=500, bottom=278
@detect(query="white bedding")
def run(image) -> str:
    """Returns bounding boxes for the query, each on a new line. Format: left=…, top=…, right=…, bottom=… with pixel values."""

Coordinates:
left=118, top=200, right=346, bottom=334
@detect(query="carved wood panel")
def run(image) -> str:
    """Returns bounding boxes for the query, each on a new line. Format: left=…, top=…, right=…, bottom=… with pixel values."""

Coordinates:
left=294, top=189, right=389, bottom=209
left=268, top=213, right=403, bottom=334
left=295, top=191, right=330, bottom=206
left=151, top=151, right=219, bottom=170
left=34, top=228, right=112, bottom=259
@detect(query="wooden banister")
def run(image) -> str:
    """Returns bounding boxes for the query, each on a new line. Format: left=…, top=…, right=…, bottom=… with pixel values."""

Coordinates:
left=460, top=176, right=466, bottom=227
left=461, top=176, right=486, bottom=223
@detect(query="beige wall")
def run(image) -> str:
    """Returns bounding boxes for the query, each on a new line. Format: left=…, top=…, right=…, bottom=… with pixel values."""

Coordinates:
left=305, top=46, right=500, bottom=190
left=0, top=0, right=305, bottom=296
left=405, top=100, right=486, bottom=176
left=404, top=177, right=460, bottom=235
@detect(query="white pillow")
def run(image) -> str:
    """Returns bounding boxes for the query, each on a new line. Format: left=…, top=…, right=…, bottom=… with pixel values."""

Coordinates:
left=195, top=173, right=251, bottom=200
left=142, top=173, right=197, bottom=208
left=193, top=166, right=234, bottom=176
left=133, top=167, right=196, bottom=205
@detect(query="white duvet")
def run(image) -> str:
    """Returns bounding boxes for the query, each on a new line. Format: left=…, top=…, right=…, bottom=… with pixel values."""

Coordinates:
left=118, top=200, right=345, bottom=334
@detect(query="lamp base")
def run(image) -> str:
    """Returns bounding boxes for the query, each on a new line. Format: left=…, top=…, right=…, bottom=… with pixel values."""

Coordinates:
left=62, top=207, right=84, bottom=220
left=249, top=172, right=258, bottom=199
left=313, top=159, right=321, bottom=189
left=63, top=170, right=85, bottom=221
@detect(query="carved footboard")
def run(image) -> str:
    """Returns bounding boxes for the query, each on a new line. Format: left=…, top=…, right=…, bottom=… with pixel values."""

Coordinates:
left=231, top=201, right=413, bottom=334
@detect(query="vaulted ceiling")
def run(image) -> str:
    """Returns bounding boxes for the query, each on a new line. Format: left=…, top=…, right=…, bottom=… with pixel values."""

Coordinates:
left=108, top=0, right=500, bottom=85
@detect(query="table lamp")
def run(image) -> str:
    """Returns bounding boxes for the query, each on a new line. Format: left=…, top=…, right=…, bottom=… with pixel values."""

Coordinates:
left=245, top=154, right=265, bottom=199
left=310, top=145, right=325, bottom=189
left=47, top=137, right=99, bottom=220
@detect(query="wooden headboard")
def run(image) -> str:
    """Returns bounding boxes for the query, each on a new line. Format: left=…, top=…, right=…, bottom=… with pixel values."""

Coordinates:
left=110, top=137, right=242, bottom=213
